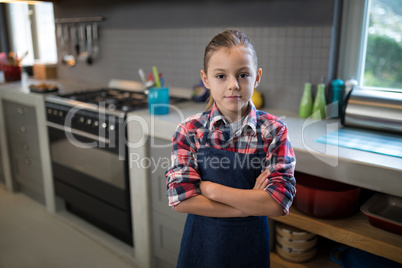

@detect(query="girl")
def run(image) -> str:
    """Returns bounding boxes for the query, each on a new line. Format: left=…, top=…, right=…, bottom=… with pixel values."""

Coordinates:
left=165, top=30, right=296, bottom=267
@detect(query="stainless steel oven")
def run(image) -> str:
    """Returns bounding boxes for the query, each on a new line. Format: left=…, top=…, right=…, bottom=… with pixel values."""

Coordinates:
left=45, top=83, right=186, bottom=246
left=46, top=98, right=133, bottom=245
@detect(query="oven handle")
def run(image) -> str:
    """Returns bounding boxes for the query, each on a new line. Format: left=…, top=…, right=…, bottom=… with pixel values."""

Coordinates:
left=46, top=121, right=110, bottom=144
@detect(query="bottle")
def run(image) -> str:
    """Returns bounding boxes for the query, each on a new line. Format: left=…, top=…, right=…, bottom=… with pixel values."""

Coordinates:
left=312, top=82, right=327, bottom=119
left=299, top=82, right=313, bottom=118
left=329, top=79, right=344, bottom=118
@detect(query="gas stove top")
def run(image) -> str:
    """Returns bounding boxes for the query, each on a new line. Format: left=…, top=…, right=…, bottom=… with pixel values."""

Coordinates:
left=46, top=86, right=187, bottom=116
left=58, top=88, right=150, bottom=112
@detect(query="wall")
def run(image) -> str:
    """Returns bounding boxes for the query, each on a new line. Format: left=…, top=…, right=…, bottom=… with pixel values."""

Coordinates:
left=53, top=0, right=335, bottom=113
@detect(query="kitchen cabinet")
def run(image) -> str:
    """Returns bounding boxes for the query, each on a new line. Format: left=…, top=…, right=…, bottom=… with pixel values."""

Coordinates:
left=0, top=82, right=55, bottom=214
left=149, top=137, right=186, bottom=268
left=2, top=100, right=45, bottom=205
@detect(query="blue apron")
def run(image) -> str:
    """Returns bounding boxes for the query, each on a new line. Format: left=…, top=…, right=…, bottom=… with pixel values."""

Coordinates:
left=177, top=113, right=270, bottom=268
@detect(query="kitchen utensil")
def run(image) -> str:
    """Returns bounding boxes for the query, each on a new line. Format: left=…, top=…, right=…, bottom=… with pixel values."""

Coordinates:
left=360, top=193, right=402, bottom=235
left=341, top=87, right=402, bottom=134
left=293, top=172, right=362, bottom=219
left=86, top=24, right=93, bottom=65
left=78, top=24, right=88, bottom=61
left=15, top=51, right=28, bottom=66
left=330, top=247, right=401, bottom=268
left=152, top=66, right=161, bottom=88
left=64, top=25, right=76, bottom=67
left=92, top=23, right=99, bottom=59
left=138, top=68, right=154, bottom=91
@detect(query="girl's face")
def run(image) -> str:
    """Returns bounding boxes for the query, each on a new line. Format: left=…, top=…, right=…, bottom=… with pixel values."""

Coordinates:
left=201, top=46, right=262, bottom=122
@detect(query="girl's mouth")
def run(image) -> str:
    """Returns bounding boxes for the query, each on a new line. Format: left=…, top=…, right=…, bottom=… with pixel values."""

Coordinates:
left=225, top=95, right=241, bottom=100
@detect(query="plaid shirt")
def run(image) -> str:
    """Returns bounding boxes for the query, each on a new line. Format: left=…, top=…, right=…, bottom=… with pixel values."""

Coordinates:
left=165, top=102, right=296, bottom=215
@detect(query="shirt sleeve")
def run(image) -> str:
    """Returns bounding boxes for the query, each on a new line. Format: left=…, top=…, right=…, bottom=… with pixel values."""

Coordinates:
left=262, top=121, right=296, bottom=215
left=165, top=122, right=201, bottom=208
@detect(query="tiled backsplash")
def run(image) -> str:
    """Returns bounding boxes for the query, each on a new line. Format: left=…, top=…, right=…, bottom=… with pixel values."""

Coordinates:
left=57, top=26, right=332, bottom=113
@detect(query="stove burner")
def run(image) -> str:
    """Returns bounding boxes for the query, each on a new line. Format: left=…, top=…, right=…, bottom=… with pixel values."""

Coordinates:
left=58, top=88, right=149, bottom=112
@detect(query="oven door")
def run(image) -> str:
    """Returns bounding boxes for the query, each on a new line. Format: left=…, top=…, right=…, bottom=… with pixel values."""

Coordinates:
left=48, top=125, right=133, bottom=245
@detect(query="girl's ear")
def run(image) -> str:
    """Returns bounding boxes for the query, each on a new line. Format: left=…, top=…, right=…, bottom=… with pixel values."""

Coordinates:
left=200, top=70, right=210, bottom=89
left=254, top=68, right=262, bottom=88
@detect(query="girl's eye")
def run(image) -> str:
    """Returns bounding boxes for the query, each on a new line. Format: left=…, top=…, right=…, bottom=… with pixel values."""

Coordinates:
left=239, top=73, right=249, bottom=79
left=216, top=74, right=225, bottom=79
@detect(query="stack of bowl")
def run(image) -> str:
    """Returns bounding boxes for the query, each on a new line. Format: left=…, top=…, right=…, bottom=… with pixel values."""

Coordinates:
left=275, top=223, right=317, bottom=263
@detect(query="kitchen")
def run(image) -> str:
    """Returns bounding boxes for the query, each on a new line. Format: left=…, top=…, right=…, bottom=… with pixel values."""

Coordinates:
left=0, top=0, right=401, bottom=267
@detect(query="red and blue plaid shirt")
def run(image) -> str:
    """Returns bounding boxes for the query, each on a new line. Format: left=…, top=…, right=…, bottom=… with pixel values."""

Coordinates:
left=165, top=102, right=296, bottom=215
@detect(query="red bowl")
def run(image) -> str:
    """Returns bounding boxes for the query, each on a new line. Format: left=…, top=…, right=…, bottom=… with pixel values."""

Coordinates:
left=293, top=172, right=362, bottom=219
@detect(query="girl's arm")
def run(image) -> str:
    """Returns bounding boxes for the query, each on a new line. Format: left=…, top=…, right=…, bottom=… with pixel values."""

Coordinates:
left=173, top=195, right=249, bottom=218
left=173, top=167, right=272, bottom=217
left=200, top=180, right=284, bottom=217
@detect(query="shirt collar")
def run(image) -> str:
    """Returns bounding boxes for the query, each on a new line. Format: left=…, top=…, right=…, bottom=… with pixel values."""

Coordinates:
left=208, top=102, right=258, bottom=134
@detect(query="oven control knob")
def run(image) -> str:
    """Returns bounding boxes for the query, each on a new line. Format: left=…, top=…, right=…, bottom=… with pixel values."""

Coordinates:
left=47, top=108, right=52, bottom=114
left=53, top=110, right=58, bottom=116
left=102, top=122, right=107, bottom=129
left=87, top=119, right=92, bottom=125
left=93, top=121, right=99, bottom=127
left=109, top=124, right=115, bottom=131
left=79, top=117, right=85, bottom=123
left=59, top=111, right=64, bottom=117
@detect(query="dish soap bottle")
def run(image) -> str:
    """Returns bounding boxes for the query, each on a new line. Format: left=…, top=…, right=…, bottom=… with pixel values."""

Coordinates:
left=329, top=79, right=344, bottom=118
left=299, top=82, right=313, bottom=118
left=312, top=80, right=327, bottom=119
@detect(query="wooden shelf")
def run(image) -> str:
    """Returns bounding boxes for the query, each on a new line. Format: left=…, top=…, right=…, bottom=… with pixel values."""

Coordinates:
left=272, top=208, right=402, bottom=263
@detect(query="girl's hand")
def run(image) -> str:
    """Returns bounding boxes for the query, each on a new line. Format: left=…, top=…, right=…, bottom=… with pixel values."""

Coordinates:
left=253, top=169, right=270, bottom=190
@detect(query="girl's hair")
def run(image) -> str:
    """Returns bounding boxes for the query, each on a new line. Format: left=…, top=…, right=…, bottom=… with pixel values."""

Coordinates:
left=203, top=30, right=258, bottom=111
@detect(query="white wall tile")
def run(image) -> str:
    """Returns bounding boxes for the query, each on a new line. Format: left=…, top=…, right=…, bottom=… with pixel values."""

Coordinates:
left=57, top=26, right=333, bottom=113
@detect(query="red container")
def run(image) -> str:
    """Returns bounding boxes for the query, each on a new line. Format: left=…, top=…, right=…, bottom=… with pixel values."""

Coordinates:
left=293, top=172, right=362, bottom=219
left=1, top=64, right=22, bottom=82
left=360, top=193, right=402, bottom=235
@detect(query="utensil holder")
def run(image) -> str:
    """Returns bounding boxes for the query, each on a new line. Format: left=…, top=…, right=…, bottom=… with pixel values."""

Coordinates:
left=1, top=64, right=21, bottom=82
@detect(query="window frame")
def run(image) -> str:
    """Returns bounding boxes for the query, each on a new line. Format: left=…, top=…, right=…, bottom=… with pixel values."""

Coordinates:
left=4, top=2, right=57, bottom=66
left=337, top=0, right=369, bottom=85
left=338, top=0, right=401, bottom=93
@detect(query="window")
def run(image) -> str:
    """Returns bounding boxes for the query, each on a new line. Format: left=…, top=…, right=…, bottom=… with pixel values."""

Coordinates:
left=338, top=0, right=402, bottom=92
left=5, top=1, right=57, bottom=66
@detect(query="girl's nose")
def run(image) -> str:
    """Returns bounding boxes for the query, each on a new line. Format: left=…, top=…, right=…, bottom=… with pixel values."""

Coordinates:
left=228, top=76, right=239, bottom=91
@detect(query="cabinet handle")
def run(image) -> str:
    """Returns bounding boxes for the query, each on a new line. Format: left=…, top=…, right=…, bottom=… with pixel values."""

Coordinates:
left=21, top=143, right=29, bottom=151
left=17, top=106, right=25, bottom=116
left=20, top=125, right=27, bottom=133
left=24, top=157, right=31, bottom=165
